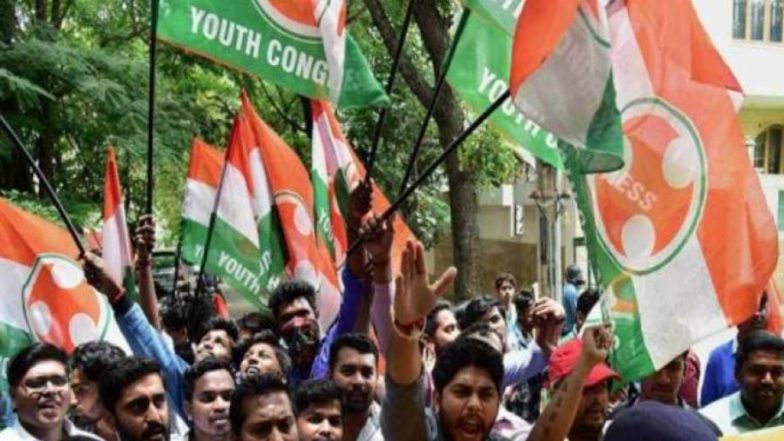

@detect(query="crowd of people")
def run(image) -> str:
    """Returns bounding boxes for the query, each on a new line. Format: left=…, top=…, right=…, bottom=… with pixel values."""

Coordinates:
left=1, top=184, right=783, bottom=441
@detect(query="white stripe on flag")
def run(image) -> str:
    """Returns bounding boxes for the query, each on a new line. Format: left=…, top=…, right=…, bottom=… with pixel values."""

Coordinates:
left=217, top=165, right=260, bottom=248
left=634, top=237, right=725, bottom=368
left=102, top=210, right=130, bottom=284
left=182, top=178, right=217, bottom=227
left=608, top=7, right=654, bottom=110
left=0, top=258, right=31, bottom=330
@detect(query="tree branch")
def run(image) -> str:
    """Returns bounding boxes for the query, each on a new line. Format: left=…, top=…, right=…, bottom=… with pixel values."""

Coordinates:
left=361, top=0, right=433, bottom=107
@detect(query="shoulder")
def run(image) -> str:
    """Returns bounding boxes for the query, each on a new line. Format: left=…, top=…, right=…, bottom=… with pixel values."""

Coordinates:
left=0, top=427, right=14, bottom=441
left=699, top=393, right=733, bottom=419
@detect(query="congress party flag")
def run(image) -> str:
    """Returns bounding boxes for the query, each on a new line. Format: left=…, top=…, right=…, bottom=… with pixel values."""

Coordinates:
left=514, top=0, right=778, bottom=381
left=157, top=0, right=387, bottom=108
left=0, top=199, right=130, bottom=388
left=101, top=147, right=135, bottom=299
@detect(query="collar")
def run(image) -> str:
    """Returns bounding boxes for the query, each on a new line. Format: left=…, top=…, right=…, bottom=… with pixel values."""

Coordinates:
left=730, top=392, right=784, bottom=425
left=8, top=418, right=102, bottom=441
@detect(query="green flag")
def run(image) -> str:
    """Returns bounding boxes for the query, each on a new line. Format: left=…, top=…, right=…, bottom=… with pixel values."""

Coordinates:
left=447, top=12, right=563, bottom=168
left=158, top=0, right=388, bottom=108
left=462, top=0, right=523, bottom=36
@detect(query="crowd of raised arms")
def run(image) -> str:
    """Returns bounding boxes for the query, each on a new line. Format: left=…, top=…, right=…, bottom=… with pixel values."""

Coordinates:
left=0, top=182, right=782, bottom=441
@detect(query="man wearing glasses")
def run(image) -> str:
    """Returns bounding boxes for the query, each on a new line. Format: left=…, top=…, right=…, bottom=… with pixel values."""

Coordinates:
left=0, top=343, right=102, bottom=441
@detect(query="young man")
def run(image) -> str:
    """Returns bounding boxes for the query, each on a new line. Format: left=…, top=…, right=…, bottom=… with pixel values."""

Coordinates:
left=182, top=358, right=234, bottom=441
left=237, top=331, right=290, bottom=379
left=562, top=265, right=585, bottom=335
left=700, top=330, right=784, bottom=435
left=293, top=380, right=343, bottom=441
left=268, top=278, right=363, bottom=387
left=99, top=357, right=172, bottom=441
left=494, top=274, right=518, bottom=331
left=328, top=334, right=381, bottom=441
left=380, top=240, right=507, bottom=441
left=70, top=341, right=127, bottom=440
left=526, top=327, right=617, bottom=441
left=193, top=318, right=239, bottom=363
left=0, top=343, right=102, bottom=441
left=423, top=301, right=460, bottom=358
left=702, top=292, right=770, bottom=406
left=229, top=374, right=297, bottom=441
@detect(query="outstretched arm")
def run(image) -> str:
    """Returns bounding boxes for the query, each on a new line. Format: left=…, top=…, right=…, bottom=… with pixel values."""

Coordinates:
left=134, top=215, right=159, bottom=329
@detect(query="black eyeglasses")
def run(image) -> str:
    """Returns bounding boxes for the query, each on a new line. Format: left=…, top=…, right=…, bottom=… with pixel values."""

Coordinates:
left=22, top=375, right=68, bottom=392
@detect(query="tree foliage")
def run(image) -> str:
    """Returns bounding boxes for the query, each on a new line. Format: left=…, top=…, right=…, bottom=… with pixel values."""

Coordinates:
left=0, top=0, right=522, bottom=280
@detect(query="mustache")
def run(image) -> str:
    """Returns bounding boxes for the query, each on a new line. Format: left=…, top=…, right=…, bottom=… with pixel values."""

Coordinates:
left=141, top=422, right=168, bottom=439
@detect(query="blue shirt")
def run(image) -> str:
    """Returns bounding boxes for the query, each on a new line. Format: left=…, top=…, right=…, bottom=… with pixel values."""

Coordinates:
left=700, top=338, right=738, bottom=407
left=562, top=283, right=579, bottom=334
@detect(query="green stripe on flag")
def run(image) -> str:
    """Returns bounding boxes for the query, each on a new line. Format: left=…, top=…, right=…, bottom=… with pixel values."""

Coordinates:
left=461, top=0, right=523, bottom=36
left=0, top=324, right=35, bottom=391
left=447, top=13, right=564, bottom=168
left=158, top=0, right=388, bottom=108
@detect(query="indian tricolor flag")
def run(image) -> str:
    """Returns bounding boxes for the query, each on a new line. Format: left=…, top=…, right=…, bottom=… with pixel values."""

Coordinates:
left=510, top=0, right=623, bottom=173
left=242, top=93, right=341, bottom=329
left=102, top=147, right=135, bottom=297
left=310, top=99, right=414, bottom=275
left=180, top=139, right=224, bottom=267
left=513, top=0, right=779, bottom=380
left=315, top=0, right=347, bottom=103
left=194, top=115, right=286, bottom=309
left=0, top=199, right=130, bottom=388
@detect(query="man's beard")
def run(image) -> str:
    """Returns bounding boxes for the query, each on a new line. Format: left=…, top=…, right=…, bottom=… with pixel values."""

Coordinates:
left=116, top=421, right=170, bottom=441
left=343, top=389, right=373, bottom=414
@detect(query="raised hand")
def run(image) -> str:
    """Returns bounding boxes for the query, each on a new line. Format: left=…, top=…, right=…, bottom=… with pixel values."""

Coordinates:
left=82, top=252, right=123, bottom=301
left=359, top=214, right=394, bottom=266
left=347, top=180, right=373, bottom=231
left=393, top=240, right=456, bottom=325
left=134, top=215, right=156, bottom=266
left=580, top=324, right=613, bottom=367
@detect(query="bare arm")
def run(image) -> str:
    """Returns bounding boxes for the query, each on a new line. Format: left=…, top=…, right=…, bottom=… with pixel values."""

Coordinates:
left=526, top=325, right=612, bottom=441
left=134, top=215, right=159, bottom=328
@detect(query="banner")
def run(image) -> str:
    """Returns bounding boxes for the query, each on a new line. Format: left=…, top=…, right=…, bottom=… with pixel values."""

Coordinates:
left=158, top=0, right=388, bottom=108
left=447, top=12, right=563, bottom=168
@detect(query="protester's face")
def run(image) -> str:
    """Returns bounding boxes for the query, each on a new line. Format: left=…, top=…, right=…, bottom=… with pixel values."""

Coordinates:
left=188, top=370, right=233, bottom=439
left=195, top=330, right=233, bottom=362
left=572, top=381, right=610, bottom=434
left=330, top=348, right=377, bottom=414
left=296, top=400, right=343, bottom=441
left=238, top=392, right=297, bottom=441
left=480, top=307, right=507, bottom=346
left=737, top=350, right=784, bottom=416
left=278, top=298, right=320, bottom=362
left=496, top=282, right=515, bottom=305
left=435, top=366, right=499, bottom=441
left=112, top=374, right=169, bottom=441
left=12, top=360, right=70, bottom=432
left=640, top=355, right=685, bottom=405
left=241, top=343, right=283, bottom=377
left=70, top=368, right=104, bottom=427
left=434, top=310, right=460, bottom=352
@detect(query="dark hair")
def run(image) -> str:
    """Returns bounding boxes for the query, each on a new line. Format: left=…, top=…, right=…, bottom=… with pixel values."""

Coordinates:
left=736, top=330, right=784, bottom=374
left=161, top=297, right=189, bottom=330
left=495, top=273, right=517, bottom=290
left=293, top=379, right=342, bottom=414
left=425, top=300, right=454, bottom=338
left=237, top=312, right=277, bottom=336
left=577, top=289, right=602, bottom=317
left=70, top=341, right=126, bottom=382
left=328, top=333, right=378, bottom=370
left=7, top=343, right=68, bottom=389
left=238, top=331, right=292, bottom=377
left=230, top=374, right=291, bottom=436
left=183, top=357, right=234, bottom=402
left=460, top=321, right=503, bottom=349
left=99, top=357, right=161, bottom=414
left=453, top=301, right=469, bottom=331
left=432, top=338, right=504, bottom=394
left=462, top=295, right=506, bottom=330
left=513, top=290, right=535, bottom=314
left=195, top=317, right=239, bottom=344
left=268, top=279, right=317, bottom=320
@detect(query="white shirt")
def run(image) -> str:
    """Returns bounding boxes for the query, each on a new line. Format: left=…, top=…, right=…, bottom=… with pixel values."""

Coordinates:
left=0, top=418, right=103, bottom=441
left=357, top=402, right=384, bottom=441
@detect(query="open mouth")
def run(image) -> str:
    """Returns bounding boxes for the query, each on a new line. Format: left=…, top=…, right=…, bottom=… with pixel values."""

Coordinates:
left=245, top=366, right=261, bottom=375
left=457, top=417, right=484, bottom=439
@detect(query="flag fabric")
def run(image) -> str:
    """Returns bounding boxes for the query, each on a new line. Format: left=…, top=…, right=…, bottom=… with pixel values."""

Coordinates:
left=461, top=0, right=523, bottom=35
left=446, top=11, right=563, bottom=168
left=0, top=199, right=130, bottom=388
left=101, top=147, right=135, bottom=298
left=310, top=99, right=414, bottom=276
left=192, top=118, right=287, bottom=309
left=510, top=0, right=623, bottom=173
left=157, top=0, right=387, bottom=108
left=242, top=93, right=341, bottom=330
left=180, top=138, right=225, bottom=267
left=517, top=0, right=778, bottom=381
